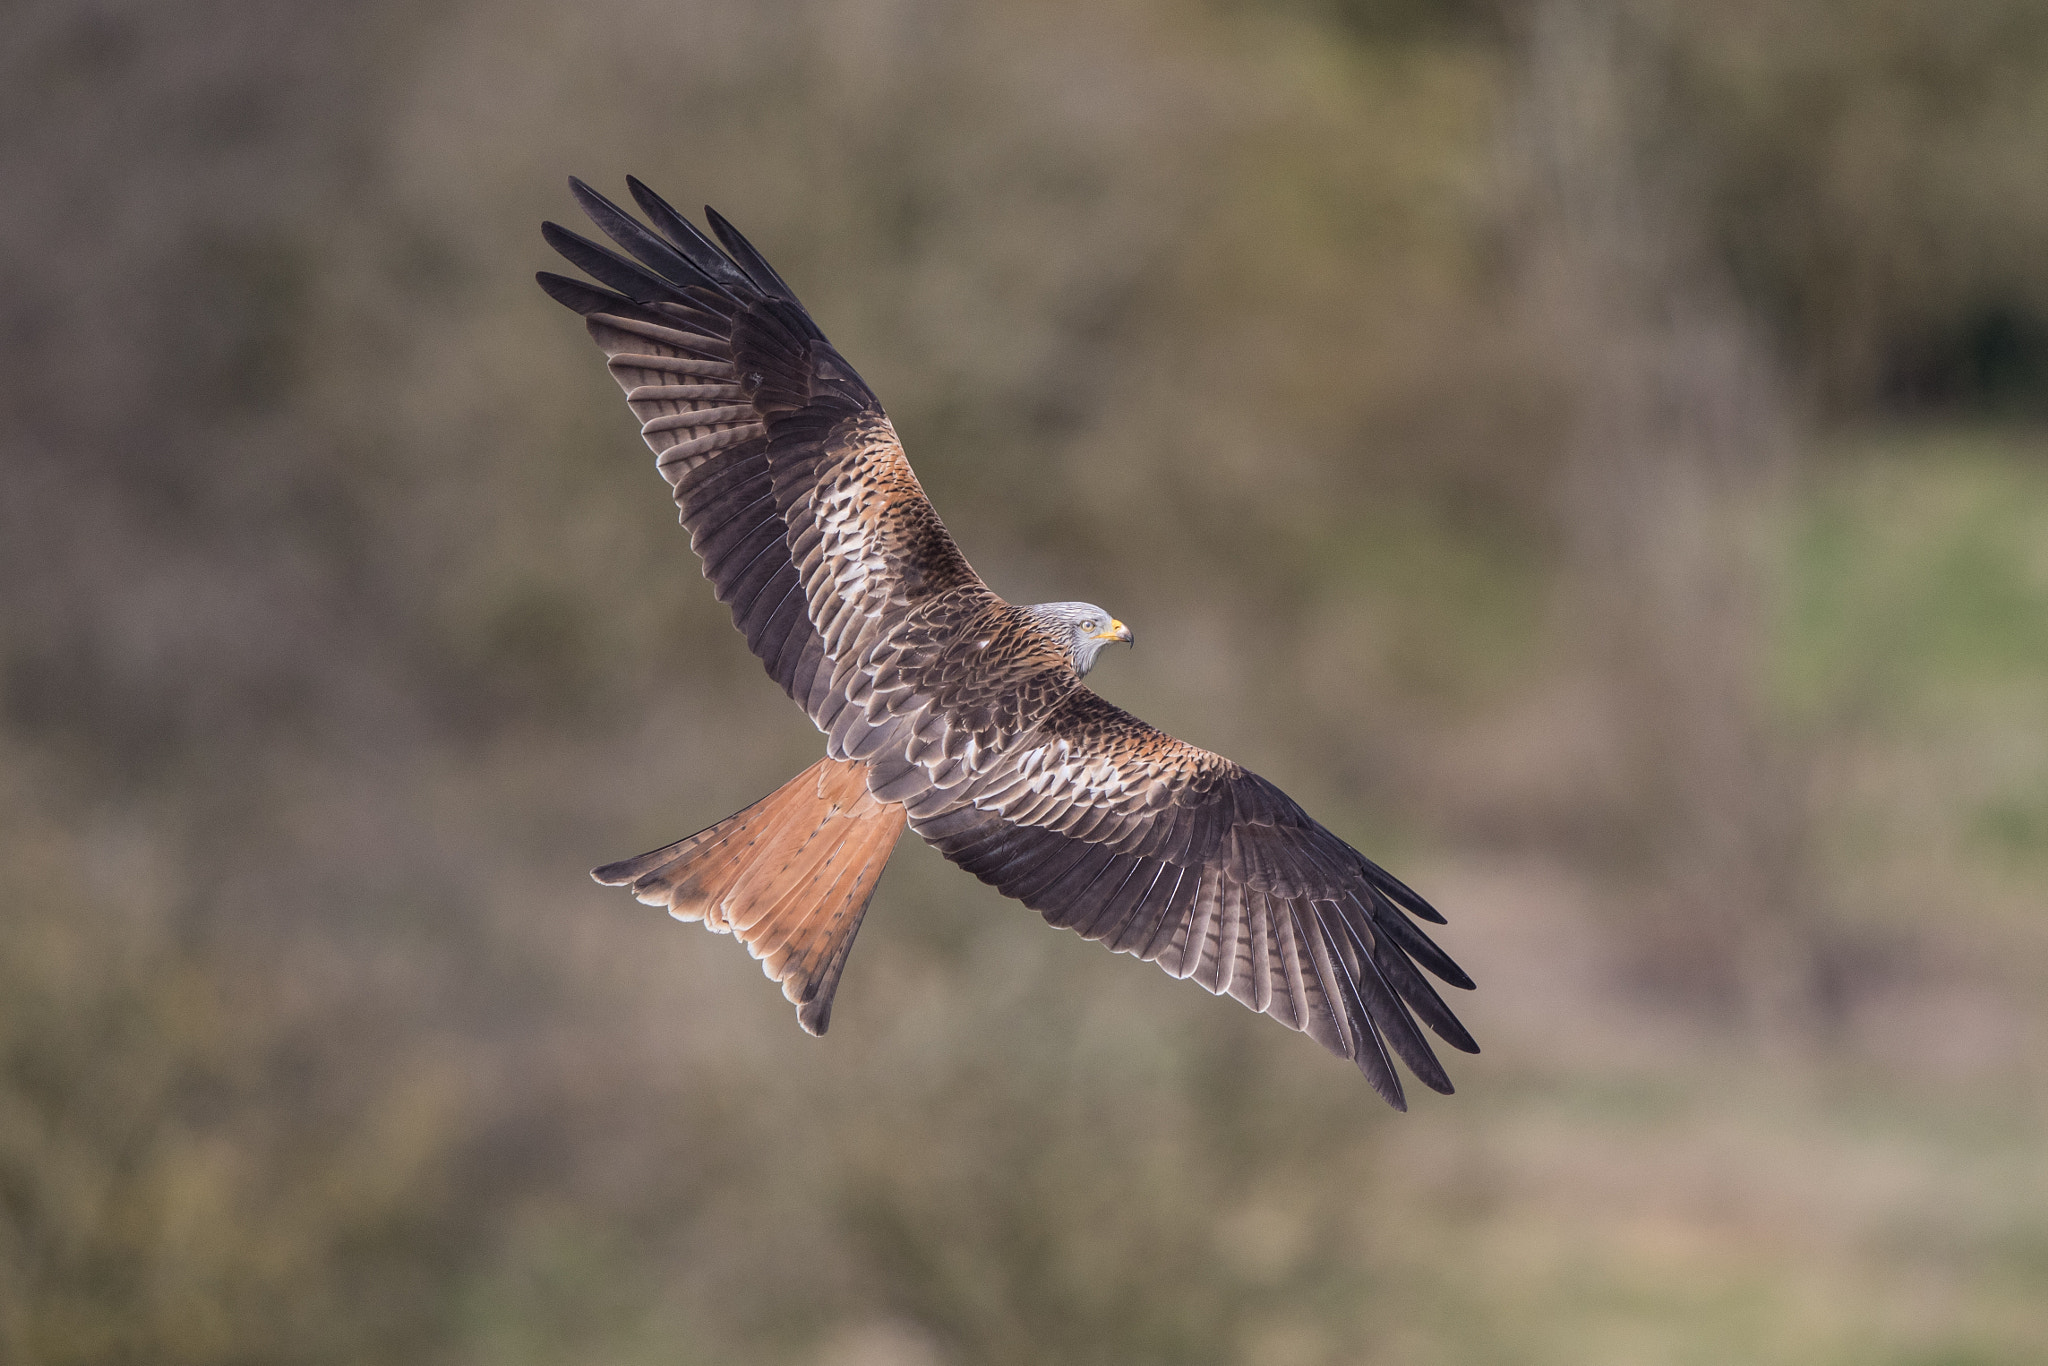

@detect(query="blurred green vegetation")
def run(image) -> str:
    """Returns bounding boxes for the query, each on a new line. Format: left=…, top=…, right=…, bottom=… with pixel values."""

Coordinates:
left=4, top=0, right=2047, bottom=1362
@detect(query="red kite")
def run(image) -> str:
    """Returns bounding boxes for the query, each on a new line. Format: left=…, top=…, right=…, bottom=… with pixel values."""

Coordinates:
left=539, top=179, right=1476, bottom=1108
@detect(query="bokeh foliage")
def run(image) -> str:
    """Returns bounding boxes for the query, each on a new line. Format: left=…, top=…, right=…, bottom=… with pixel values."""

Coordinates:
left=4, top=1, right=2047, bottom=1362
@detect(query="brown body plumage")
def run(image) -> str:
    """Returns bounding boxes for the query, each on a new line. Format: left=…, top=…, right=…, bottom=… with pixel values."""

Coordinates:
left=540, top=178, right=1477, bottom=1108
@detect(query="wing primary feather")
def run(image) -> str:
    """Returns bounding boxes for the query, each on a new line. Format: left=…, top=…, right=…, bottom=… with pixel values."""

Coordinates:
left=1362, top=860, right=1447, bottom=924
left=1362, top=889, right=1475, bottom=990
left=1304, top=906, right=1406, bottom=1109
left=641, top=405, right=756, bottom=435
left=589, top=312, right=732, bottom=357
left=1353, top=910, right=1480, bottom=1054
left=705, top=207, right=821, bottom=333
left=606, top=352, right=737, bottom=385
left=537, top=270, right=634, bottom=317
left=1332, top=908, right=1455, bottom=1094
left=626, top=176, right=755, bottom=295
left=648, top=298, right=736, bottom=332
left=626, top=383, right=748, bottom=403
left=569, top=177, right=733, bottom=300
left=607, top=352, right=733, bottom=379
left=541, top=221, right=680, bottom=304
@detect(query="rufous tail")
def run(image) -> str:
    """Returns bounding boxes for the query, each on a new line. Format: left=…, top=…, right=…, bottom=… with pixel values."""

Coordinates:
left=592, top=756, right=906, bottom=1035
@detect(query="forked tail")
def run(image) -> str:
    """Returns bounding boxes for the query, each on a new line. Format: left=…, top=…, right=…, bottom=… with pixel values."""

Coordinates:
left=593, top=756, right=907, bottom=1034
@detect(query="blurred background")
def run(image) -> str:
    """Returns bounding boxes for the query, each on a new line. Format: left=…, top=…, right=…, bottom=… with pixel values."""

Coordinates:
left=4, top=0, right=2047, bottom=1361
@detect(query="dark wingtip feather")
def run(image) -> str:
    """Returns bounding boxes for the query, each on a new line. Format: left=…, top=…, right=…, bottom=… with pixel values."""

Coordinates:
left=1364, top=861, right=1446, bottom=923
left=1401, top=971, right=1480, bottom=1053
left=1364, top=966, right=1455, bottom=1093
left=1370, top=896, right=1477, bottom=991
left=1313, top=902, right=1444, bottom=1105
left=1364, top=1054, right=1409, bottom=1110
left=703, top=205, right=794, bottom=295
left=703, top=207, right=825, bottom=344
left=541, top=221, right=679, bottom=305
left=569, top=177, right=735, bottom=303
left=538, top=270, right=633, bottom=316
left=1367, top=940, right=1479, bottom=1055
left=1414, top=1061, right=1457, bottom=1095
left=1321, top=943, right=1408, bottom=1110
left=626, top=176, right=754, bottom=293
left=1418, top=1010, right=1480, bottom=1057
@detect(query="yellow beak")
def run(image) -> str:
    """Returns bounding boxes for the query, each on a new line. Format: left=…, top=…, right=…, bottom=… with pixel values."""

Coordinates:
left=1094, top=618, right=1133, bottom=645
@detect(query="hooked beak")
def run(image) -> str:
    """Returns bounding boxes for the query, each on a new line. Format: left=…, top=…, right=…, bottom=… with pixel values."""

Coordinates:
left=1094, top=618, right=1133, bottom=646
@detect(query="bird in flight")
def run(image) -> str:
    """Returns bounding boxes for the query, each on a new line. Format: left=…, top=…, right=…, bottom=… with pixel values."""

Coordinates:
left=539, top=178, right=1477, bottom=1108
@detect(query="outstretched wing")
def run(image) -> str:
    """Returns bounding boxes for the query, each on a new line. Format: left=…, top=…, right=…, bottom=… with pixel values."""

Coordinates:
left=537, top=178, right=995, bottom=729
left=542, top=181, right=1474, bottom=1105
left=891, top=686, right=1478, bottom=1110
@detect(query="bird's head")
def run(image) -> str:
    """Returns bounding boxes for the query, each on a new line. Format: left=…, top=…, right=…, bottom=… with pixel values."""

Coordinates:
left=1029, top=601, right=1133, bottom=678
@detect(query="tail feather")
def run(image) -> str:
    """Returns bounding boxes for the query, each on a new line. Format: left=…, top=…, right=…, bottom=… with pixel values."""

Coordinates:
left=594, top=756, right=906, bottom=1034
left=777, top=810, right=908, bottom=1022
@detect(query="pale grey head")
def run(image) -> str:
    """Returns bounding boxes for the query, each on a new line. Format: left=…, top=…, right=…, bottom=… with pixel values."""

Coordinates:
left=1025, top=600, right=1133, bottom=678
